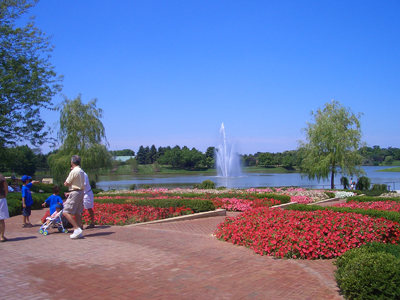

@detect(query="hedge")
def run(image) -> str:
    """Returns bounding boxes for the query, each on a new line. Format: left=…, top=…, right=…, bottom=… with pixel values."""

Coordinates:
left=134, top=199, right=215, bottom=213
left=285, top=203, right=400, bottom=224
left=347, top=196, right=400, bottom=203
left=335, top=242, right=400, bottom=299
left=6, top=192, right=52, bottom=217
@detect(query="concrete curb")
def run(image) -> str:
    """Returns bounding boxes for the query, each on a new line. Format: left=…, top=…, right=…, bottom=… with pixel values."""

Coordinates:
left=271, top=197, right=342, bottom=210
left=126, top=209, right=227, bottom=227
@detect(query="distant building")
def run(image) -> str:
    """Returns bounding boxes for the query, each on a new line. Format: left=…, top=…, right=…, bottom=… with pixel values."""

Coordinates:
left=114, top=156, right=135, bottom=162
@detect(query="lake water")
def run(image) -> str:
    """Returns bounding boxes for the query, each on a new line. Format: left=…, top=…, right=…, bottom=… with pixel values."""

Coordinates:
left=96, top=166, right=400, bottom=191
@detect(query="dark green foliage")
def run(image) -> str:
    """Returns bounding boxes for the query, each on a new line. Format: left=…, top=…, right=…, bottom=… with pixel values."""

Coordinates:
left=129, top=184, right=136, bottom=190
left=371, top=183, right=388, bottom=191
left=356, top=176, right=371, bottom=191
left=335, top=242, right=400, bottom=300
left=29, top=183, right=68, bottom=195
left=89, top=180, right=96, bottom=189
left=135, top=199, right=215, bottom=213
left=141, top=184, right=151, bottom=189
left=340, top=176, right=349, bottom=189
left=6, top=192, right=51, bottom=217
left=199, top=180, right=215, bottom=189
left=91, top=188, right=103, bottom=194
left=250, top=193, right=291, bottom=204
left=110, top=149, right=135, bottom=156
left=346, top=196, right=400, bottom=203
left=325, top=192, right=335, bottom=198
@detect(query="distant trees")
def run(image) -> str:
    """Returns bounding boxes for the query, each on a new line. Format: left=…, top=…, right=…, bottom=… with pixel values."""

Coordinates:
left=110, top=149, right=135, bottom=156
left=298, top=100, right=365, bottom=189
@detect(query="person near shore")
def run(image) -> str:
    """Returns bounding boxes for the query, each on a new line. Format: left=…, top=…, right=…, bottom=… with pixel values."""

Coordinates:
left=63, top=155, right=85, bottom=239
left=0, top=174, right=9, bottom=242
left=41, top=185, right=63, bottom=224
left=21, top=175, right=35, bottom=228
left=83, top=172, right=95, bottom=229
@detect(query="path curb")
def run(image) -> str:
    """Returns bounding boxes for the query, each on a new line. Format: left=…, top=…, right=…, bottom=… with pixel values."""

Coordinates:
left=126, top=208, right=227, bottom=227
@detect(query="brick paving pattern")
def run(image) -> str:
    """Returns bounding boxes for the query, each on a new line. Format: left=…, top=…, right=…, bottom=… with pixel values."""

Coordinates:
left=0, top=208, right=344, bottom=300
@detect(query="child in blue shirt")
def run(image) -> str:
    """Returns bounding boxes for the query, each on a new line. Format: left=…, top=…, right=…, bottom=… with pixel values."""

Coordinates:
left=21, top=175, right=34, bottom=228
left=41, top=185, right=63, bottom=223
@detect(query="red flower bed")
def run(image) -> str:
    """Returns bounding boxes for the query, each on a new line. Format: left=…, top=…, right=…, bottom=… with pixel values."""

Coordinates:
left=332, top=200, right=400, bottom=212
left=214, top=207, right=400, bottom=259
left=83, top=203, right=193, bottom=225
left=212, top=197, right=280, bottom=211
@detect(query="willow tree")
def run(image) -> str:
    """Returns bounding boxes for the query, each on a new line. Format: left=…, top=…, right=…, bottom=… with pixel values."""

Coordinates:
left=48, top=94, right=112, bottom=184
left=298, top=100, right=365, bottom=189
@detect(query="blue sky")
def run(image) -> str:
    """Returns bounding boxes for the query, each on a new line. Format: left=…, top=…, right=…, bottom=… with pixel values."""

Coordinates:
left=23, top=0, right=400, bottom=155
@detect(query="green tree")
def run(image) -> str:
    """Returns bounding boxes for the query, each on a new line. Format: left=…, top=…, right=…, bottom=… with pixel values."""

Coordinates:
left=258, top=152, right=274, bottom=167
left=48, top=94, right=112, bottom=183
left=136, top=146, right=146, bottom=164
left=298, top=100, right=365, bottom=189
left=0, top=0, right=63, bottom=151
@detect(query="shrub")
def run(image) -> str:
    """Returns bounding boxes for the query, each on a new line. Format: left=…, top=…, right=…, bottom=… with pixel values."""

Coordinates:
left=335, top=243, right=400, bottom=300
left=135, top=199, right=215, bottom=213
left=347, top=196, right=400, bottom=203
left=340, top=176, right=349, bottom=189
left=356, top=176, right=371, bottom=191
left=90, top=180, right=97, bottom=189
left=371, top=183, right=388, bottom=191
left=6, top=192, right=51, bottom=217
left=325, top=192, right=335, bottom=198
left=129, top=184, right=137, bottom=190
left=200, top=180, right=215, bottom=189
left=141, top=184, right=151, bottom=189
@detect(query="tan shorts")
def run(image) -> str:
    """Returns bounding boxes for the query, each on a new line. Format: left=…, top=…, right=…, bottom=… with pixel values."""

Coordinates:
left=64, top=191, right=84, bottom=215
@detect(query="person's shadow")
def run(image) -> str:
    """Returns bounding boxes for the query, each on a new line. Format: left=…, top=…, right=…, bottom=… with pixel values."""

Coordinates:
left=2, top=236, right=37, bottom=242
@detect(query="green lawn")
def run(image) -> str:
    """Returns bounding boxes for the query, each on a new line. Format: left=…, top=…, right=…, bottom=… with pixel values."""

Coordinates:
left=376, top=167, right=400, bottom=172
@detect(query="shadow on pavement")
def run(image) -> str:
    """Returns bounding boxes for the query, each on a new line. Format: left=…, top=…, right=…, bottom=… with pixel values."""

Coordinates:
left=3, top=236, right=38, bottom=242
left=83, top=231, right=115, bottom=238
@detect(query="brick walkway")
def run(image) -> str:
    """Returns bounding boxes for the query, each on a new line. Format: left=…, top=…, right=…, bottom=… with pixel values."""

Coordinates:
left=0, top=208, right=344, bottom=300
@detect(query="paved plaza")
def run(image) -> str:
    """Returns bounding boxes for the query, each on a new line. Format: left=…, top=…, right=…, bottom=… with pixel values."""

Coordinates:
left=0, top=208, right=344, bottom=300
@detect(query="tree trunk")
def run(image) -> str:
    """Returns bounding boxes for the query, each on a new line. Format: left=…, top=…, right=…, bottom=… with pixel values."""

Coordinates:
left=331, top=171, right=335, bottom=189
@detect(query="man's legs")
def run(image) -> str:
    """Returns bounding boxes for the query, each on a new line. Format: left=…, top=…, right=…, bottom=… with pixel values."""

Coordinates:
left=88, top=208, right=94, bottom=225
left=0, top=219, right=5, bottom=241
left=63, top=212, right=79, bottom=230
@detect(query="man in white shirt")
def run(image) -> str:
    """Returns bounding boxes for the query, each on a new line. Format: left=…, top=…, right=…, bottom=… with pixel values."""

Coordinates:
left=63, top=155, right=85, bottom=239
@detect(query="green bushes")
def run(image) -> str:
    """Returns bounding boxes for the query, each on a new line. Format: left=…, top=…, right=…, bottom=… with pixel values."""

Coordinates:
left=325, top=191, right=335, bottom=198
left=194, top=180, right=216, bottom=189
left=335, top=242, right=400, bottom=299
left=346, top=196, right=400, bottom=203
left=6, top=192, right=51, bottom=217
left=134, top=199, right=215, bottom=213
left=356, top=176, right=371, bottom=191
left=371, top=183, right=388, bottom=191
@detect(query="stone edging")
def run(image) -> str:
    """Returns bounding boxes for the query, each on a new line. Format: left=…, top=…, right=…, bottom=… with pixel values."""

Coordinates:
left=271, top=197, right=342, bottom=209
left=126, top=209, right=227, bottom=227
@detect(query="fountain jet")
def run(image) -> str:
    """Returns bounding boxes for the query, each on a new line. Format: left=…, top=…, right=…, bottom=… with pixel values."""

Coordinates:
left=215, top=123, right=242, bottom=177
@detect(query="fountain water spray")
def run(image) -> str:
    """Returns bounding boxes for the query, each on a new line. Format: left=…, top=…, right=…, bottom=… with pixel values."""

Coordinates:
left=215, top=123, right=242, bottom=177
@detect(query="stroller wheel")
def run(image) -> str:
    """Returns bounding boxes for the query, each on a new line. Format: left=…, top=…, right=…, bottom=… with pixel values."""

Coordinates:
left=39, top=229, right=44, bottom=234
left=63, top=229, right=69, bottom=234
left=43, top=230, right=49, bottom=236
left=58, top=227, right=63, bottom=233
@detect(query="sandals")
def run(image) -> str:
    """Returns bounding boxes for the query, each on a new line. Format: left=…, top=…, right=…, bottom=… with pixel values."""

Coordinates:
left=22, top=223, right=33, bottom=228
left=0, top=237, right=7, bottom=242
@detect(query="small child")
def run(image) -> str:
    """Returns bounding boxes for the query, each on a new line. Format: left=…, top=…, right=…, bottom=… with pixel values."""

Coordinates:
left=42, top=202, right=64, bottom=227
left=21, top=175, right=34, bottom=228
left=41, top=185, right=63, bottom=224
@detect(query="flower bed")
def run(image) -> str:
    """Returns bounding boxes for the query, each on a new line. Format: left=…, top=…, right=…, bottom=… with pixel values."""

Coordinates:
left=95, top=194, right=280, bottom=212
left=214, top=207, right=400, bottom=259
left=82, top=203, right=193, bottom=225
left=332, top=200, right=400, bottom=213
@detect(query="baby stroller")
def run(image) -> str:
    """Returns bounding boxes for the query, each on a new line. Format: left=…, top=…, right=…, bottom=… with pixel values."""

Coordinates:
left=39, top=209, right=69, bottom=236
